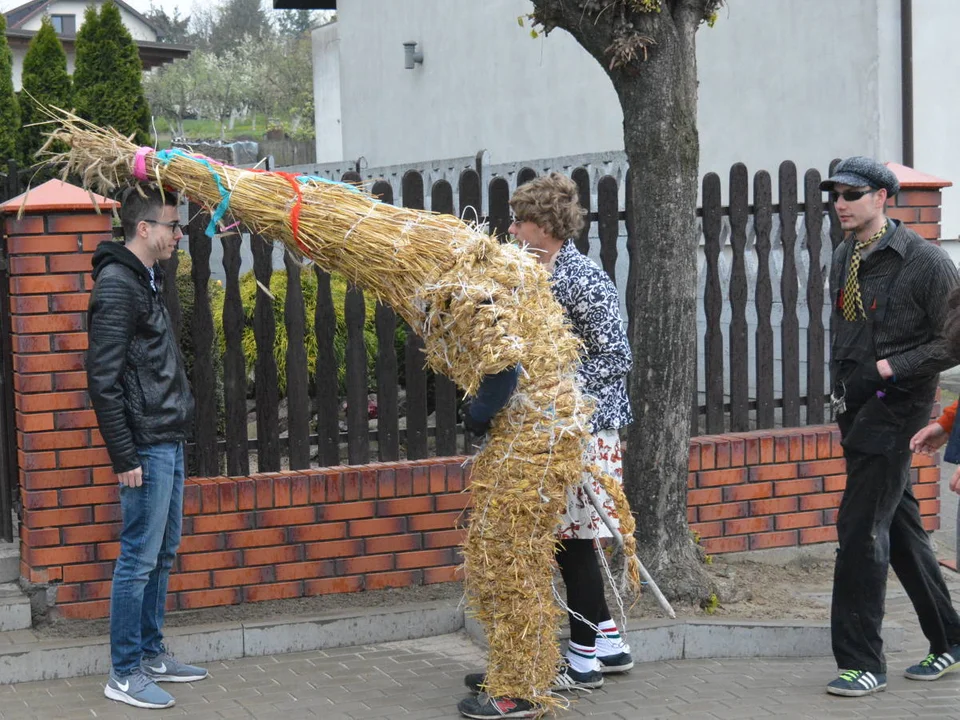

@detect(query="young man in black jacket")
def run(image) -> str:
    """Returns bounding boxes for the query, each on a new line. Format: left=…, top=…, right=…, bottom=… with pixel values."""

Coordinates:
left=87, top=185, right=205, bottom=709
left=823, top=156, right=960, bottom=697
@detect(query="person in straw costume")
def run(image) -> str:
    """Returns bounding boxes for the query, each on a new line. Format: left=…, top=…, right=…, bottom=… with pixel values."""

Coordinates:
left=38, top=110, right=645, bottom=718
left=457, top=173, right=635, bottom=719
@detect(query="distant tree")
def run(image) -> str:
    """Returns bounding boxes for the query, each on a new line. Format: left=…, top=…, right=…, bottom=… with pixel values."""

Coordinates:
left=273, top=9, right=314, bottom=36
left=146, top=4, right=192, bottom=44
left=208, top=0, right=273, bottom=56
left=18, top=16, right=71, bottom=164
left=73, top=1, right=150, bottom=144
left=0, top=13, right=20, bottom=165
left=144, top=52, right=206, bottom=138
left=195, top=49, right=250, bottom=139
left=244, top=34, right=312, bottom=133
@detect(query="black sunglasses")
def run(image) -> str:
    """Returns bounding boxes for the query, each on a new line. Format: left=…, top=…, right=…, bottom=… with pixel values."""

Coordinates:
left=510, top=215, right=527, bottom=225
left=828, top=189, right=876, bottom=203
left=143, top=218, right=182, bottom=233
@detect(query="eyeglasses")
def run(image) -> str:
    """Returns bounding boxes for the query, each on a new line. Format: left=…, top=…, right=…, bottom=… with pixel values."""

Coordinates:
left=828, top=189, right=876, bottom=203
left=143, top=219, right=182, bottom=233
left=510, top=215, right=527, bottom=226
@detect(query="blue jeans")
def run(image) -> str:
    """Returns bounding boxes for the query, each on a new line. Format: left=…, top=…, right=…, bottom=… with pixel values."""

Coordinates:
left=110, top=442, right=185, bottom=676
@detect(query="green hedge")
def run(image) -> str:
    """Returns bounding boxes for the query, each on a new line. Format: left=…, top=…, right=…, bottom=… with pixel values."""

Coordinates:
left=176, top=253, right=405, bottom=399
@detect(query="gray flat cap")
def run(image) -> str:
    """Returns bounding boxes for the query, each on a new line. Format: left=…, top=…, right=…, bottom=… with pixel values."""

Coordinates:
left=820, top=156, right=900, bottom=196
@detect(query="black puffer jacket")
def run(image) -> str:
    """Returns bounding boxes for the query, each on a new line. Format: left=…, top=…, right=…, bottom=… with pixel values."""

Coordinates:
left=87, top=241, right=194, bottom=473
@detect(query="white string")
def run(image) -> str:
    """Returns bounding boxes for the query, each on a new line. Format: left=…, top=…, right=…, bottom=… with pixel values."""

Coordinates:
left=343, top=203, right=379, bottom=243
left=594, top=535, right=629, bottom=640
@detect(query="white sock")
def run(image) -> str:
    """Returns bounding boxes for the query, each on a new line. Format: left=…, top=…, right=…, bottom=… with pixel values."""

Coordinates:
left=566, top=641, right=597, bottom=674
left=595, top=620, right=629, bottom=657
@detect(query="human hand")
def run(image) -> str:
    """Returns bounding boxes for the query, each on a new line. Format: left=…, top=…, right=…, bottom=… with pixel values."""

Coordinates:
left=462, top=412, right=491, bottom=437
left=950, top=466, right=960, bottom=494
left=877, top=359, right=894, bottom=379
left=909, top=423, right=948, bottom=455
left=117, top=467, right=143, bottom=488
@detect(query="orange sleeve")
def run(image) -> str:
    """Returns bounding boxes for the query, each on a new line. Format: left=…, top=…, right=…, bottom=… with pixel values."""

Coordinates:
left=937, top=398, right=959, bottom=432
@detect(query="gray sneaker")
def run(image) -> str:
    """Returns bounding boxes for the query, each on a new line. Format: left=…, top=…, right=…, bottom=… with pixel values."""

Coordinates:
left=142, top=649, right=209, bottom=683
left=104, top=669, right=175, bottom=709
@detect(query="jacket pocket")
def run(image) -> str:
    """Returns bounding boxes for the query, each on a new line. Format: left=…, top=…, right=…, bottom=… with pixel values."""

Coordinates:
left=136, top=366, right=158, bottom=413
left=838, top=359, right=884, bottom=412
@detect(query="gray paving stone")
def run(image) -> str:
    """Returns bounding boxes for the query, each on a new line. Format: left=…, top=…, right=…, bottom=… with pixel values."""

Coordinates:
left=0, top=576, right=957, bottom=720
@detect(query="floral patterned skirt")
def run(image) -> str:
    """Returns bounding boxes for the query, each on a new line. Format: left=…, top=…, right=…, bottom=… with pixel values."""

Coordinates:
left=557, top=429, right=623, bottom=540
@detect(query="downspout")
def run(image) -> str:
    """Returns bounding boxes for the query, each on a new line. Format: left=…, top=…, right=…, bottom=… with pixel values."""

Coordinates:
left=900, top=0, right=914, bottom=167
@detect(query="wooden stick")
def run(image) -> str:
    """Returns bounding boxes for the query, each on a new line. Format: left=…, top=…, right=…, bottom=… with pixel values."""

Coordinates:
left=580, top=479, right=676, bottom=619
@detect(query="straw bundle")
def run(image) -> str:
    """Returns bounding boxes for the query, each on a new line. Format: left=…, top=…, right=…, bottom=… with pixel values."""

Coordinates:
left=41, top=110, right=640, bottom=711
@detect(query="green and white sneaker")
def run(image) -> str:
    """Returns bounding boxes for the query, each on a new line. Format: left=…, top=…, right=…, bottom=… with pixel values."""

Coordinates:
left=905, top=647, right=960, bottom=681
left=826, top=669, right=886, bottom=697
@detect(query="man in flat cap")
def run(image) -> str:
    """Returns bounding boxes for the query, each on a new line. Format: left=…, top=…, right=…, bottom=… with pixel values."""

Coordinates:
left=823, top=156, right=960, bottom=697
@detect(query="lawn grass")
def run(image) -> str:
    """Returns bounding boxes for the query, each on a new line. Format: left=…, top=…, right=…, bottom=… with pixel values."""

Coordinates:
left=150, top=113, right=272, bottom=146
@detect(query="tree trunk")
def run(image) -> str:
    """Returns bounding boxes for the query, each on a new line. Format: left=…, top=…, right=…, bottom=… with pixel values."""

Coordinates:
left=618, top=19, right=712, bottom=604
left=532, top=0, right=714, bottom=603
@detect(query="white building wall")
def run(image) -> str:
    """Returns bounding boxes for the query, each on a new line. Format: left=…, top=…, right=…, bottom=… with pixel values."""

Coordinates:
left=16, top=0, right=157, bottom=40
left=335, top=0, right=622, bottom=168
left=10, top=50, right=22, bottom=90
left=8, top=0, right=159, bottom=89
left=695, top=0, right=904, bottom=191
left=912, top=0, right=960, bottom=242
left=333, top=0, right=910, bottom=193
left=312, top=22, right=344, bottom=163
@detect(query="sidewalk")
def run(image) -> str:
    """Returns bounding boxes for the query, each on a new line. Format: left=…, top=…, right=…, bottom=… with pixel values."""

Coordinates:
left=2, top=574, right=959, bottom=720
left=1, top=462, right=960, bottom=719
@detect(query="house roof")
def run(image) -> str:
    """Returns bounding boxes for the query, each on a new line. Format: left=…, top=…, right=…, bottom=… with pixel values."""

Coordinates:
left=3, top=28, right=191, bottom=70
left=4, top=0, right=162, bottom=37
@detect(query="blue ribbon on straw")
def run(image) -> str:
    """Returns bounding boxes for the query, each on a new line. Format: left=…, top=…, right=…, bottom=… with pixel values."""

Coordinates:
left=156, top=148, right=232, bottom=237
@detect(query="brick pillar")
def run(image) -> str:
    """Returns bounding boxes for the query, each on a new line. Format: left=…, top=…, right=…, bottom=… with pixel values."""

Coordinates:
left=884, top=162, right=951, bottom=242
left=0, top=180, right=117, bottom=595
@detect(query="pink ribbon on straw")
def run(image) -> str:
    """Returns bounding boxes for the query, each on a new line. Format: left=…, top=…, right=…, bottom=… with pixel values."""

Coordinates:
left=132, top=146, right=154, bottom=181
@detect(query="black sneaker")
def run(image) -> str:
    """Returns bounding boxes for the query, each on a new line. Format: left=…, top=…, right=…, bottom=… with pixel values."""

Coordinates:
left=464, top=672, right=487, bottom=694
left=457, top=693, right=540, bottom=719
left=826, top=670, right=887, bottom=696
left=597, top=651, right=634, bottom=673
left=904, top=647, right=960, bottom=680
left=551, top=659, right=604, bottom=691
left=464, top=660, right=603, bottom=695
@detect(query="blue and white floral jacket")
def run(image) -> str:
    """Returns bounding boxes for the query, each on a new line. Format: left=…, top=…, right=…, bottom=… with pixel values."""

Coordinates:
left=551, top=240, right=634, bottom=431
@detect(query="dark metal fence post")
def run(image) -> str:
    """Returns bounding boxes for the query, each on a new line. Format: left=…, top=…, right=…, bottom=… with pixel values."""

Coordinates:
left=0, top=159, right=20, bottom=540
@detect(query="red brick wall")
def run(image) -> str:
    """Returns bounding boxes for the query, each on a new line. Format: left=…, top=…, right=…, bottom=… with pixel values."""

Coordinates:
left=50, top=460, right=470, bottom=619
left=688, top=427, right=940, bottom=555
left=3, top=208, right=118, bottom=598
left=1, top=177, right=950, bottom=620
left=884, top=164, right=951, bottom=241
left=887, top=190, right=943, bottom=240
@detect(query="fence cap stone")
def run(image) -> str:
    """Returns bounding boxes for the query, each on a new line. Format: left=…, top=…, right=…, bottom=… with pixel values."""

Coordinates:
left=885, top=162, right=952, bottom=190
left=0, top=179, right=118, bottom=215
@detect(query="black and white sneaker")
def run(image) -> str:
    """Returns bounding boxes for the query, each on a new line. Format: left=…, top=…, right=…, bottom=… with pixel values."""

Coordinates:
left=465, top=660, right=603, bottom=695
left=826, top=669, right=887, bottom=697
left=551, top=659, right=604, bottom=691
left=597, top=651, right=634, bottom=673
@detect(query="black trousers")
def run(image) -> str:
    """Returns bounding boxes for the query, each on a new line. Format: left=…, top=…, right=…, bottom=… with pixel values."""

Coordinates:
left=555, top=539, right=611, bottom=648
left=833, top=405, right=960, bottom=673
